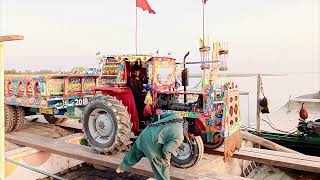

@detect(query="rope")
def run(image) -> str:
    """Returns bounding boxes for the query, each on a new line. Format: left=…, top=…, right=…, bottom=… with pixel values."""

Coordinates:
left=243, top=113, right=301, bottom=136
left=261, top=114, right=300, bottom=134
left=5, top=158, right=67, bottom=180
left=190, top=80, right=202, bottom=90
left=241, top=124, right=299, bottom=138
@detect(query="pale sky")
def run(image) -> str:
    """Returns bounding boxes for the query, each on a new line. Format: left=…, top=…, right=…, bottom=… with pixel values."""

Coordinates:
left=0, top=0, right=319, bottom=73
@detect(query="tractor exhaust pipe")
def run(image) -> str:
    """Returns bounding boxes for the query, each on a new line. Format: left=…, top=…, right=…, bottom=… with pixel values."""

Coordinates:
left=182, top=51, right=190, bottom=103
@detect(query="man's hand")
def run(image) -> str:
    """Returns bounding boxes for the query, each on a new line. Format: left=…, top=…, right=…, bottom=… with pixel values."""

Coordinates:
left=165, top=158, right=171, bottom=167
left=163, top=158, right=171, bottom=167
left=116, top=167, right=124, bottom=173
left=188, top=133, right=194, bottom=139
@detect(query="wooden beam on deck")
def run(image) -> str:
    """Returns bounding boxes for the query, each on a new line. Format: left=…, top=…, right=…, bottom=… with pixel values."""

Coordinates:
left=205, top=146, right=320, bottom=173
left=5, top=132, right=248, bottom=180
left=241, top=131, right=302, bottom=154
left=0, top=35, right=24, bottom=42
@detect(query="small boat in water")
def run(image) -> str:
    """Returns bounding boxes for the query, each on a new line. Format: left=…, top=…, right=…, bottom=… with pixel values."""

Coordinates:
left=252, top=92, right=320, bottom=156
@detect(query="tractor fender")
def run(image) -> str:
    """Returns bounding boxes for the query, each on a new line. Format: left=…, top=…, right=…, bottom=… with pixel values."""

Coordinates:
left=92, top=86, right=140, bottom=132
left=194, top=118, right=206, bottom=131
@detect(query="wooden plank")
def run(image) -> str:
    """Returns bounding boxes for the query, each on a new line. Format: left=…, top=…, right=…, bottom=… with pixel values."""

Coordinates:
left=5, top=133, right=83, bottom=158
left=291, top=98, right=320, bottom=103
left=205, top=147, right=320, bottom=173
left=0, top=42, right=5, bottom=180
left=241, top=131, right=302, bottom=154
left=5, top=133, right=84, bottom=180
left=1, top=35, right=24, bottom=180
left=0, top=35, right=24, bottom=42
left=5, top=134, right=84, bottom=179
left=240, top=147, right=320, bottom=163
left=5, top=132, right=248, bottom=180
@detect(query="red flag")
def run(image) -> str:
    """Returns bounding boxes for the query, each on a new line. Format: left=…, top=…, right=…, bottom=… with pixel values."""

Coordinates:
left=203, top=0, right=208, bottom=4
left=136, top=0, right=156, bottom=14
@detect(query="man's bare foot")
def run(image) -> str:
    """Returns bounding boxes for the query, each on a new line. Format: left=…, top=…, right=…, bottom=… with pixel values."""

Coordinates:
left=116, top=167, right=124, bottom=173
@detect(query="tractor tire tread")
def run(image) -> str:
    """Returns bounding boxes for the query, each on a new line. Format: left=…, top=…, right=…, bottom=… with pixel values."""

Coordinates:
left=83, top=96, right=131, bottom=155
left=14, top=106, right=26, bottom=131
left=4, top=105, right=17, bottom=132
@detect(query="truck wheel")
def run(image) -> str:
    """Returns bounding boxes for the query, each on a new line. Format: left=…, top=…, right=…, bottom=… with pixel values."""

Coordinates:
left=171, top=136, right=204, bottom=168
left=14, top=106, right=26, bottom=131
left=43, top=114, right=66, bottom=124
left=204, top=132, right=224, bottom=149
left=82, top=96, right=132, bottom=154
left=5, top=105, right=17, bottom=132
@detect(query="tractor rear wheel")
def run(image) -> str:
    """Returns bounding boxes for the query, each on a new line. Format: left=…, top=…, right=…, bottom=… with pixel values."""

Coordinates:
left=82, top=96, right=132, bottom=154
left=171, top=136, right=204, bottom=168
left=4, top=104, right=17, bottom=132
left=43, top=114, right=67, bottom=124
left=14, top=106, right=26, bottom=131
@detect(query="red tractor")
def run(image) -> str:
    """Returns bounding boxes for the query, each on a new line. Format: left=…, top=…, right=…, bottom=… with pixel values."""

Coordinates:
left=82, top=52, right=241, bottom=168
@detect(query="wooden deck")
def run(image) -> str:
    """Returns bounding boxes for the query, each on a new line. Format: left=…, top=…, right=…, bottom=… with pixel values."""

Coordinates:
left=32, top=119, right=320, bottom=173
left=206, top=147, right=320, bottom=173
left=5, top=131, right=248, bottom=180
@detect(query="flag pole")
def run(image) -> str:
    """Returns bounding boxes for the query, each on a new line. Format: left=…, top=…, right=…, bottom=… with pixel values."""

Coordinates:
left=135, top=2, right=138, bottom=55
left=202, top=0, right=205, bottom=47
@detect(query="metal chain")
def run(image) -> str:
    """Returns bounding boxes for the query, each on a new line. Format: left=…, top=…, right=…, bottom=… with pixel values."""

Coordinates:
left=148, top=118, right=184, bottom=127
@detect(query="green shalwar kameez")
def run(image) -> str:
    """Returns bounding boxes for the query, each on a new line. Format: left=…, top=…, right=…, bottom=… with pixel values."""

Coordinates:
left=119, top=113, right=184, bottom=180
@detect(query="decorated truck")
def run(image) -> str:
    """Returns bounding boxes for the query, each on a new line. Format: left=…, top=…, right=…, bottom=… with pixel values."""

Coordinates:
left=4, top=42, right=241, bottom=168
left=4, top=69, right=101, bottom=128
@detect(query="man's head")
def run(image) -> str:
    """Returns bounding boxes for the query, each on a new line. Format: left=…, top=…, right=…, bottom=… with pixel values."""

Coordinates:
left=131, top=64, right=141, bottom=77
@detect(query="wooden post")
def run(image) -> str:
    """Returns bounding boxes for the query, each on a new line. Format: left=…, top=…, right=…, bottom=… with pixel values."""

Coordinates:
left=0, top=35, right=24, bottom=180
left=0, top=41, right=4, bottom=180
left=202, top=1, right=205, bottom=47
left=255, top=74, right=261, bottom=149
left=256, top=74, right=261, bottom=133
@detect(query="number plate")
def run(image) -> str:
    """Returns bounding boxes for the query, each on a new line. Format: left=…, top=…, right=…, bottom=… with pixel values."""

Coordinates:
left=40, top=108, right=53, bottom=114
left=74, top=98, right=89, bottom=106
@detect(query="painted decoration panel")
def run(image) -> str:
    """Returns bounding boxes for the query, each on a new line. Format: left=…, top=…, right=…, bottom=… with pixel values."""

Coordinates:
left=68, top=77, right=81, bottom=96
left=102, top=61, right=120, bottom=75
left=82, top=77, right=95, bottom=94
left=115, top=63, right=126, bottom=82
left=152, top=58, right=175, bottom=90
left=47, top=79, right=64, bottom=96
left=223, top=82, right=241, bottom=160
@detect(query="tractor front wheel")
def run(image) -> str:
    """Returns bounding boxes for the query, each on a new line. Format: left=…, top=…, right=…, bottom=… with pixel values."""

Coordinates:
left=171, top=136, right=204, bottom=168
left=82, top=96, right=132, bottom=154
